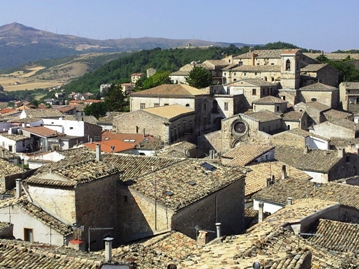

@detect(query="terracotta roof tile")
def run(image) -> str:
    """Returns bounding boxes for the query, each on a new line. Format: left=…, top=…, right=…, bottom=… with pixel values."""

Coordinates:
left=299, top=82, right=338, bottom=91
left=130, top=159, right=245, bottom=211
left=275, top=145, right=341, bottom=172
left=300, top=63, right=328, bottom=72
left=244, top=161, right=312, bottom=196
left=20, top=126, right=64, bottom=137
left=142, top=104, right=195, bottom=120
left=242, top=110, right=282, bottom=122
left=253, top=96, right=287, bottom=104
left=22, top=108, right=64, bottom=118
left=131, top=84, right=207, bottom=97
left=223, top=144, right=274, bottom=166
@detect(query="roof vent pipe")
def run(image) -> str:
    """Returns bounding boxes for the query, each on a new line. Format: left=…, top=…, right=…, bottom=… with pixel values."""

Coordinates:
left=104, top=237, right=114, bottom=262
left=96, top=144, right=101, bottom=161
left=281, top=165, right=287, bottom=179
left=16, top=178, right=22, bottom=198
left=215, top=222, right=221, bottom=238
left=258, top=202, right=264, bottom=223
left=287, top=197, right=293, bottom=205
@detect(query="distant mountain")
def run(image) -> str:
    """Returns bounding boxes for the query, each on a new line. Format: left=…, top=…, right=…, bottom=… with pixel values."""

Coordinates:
left=0, top=22, right=250, bottom=70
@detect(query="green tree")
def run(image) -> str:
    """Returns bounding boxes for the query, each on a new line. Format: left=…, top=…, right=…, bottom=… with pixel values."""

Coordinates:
left=185, top=66, right=212, bottom=88
left=31, top=99, right=39, bottom=108
left=84, top=102, right=108, bottom=119
left=134, top=71, right=172, bottom=91
left=104, top=84, right=129, bottom=112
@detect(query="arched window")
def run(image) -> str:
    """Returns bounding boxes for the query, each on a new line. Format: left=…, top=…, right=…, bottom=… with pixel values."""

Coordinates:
left=286, top=59, right=291, bottom=71
left=212, top=100, right=218, bottom=113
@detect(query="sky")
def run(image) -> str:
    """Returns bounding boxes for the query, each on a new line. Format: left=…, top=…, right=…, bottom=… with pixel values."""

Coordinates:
left=1, top=0, right=359, bottom=52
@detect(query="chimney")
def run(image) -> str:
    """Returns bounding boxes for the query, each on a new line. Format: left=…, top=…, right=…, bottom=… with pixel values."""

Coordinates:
left=104, top=237, right=114, bottom=262
left=287, top=197, right=293, bottom=205
left=96, top=144, right=101, bottom=161
left=338, top=148, right=345, bottom=158
left=197, top=230, right=208, bottom=247
left=303, top=145, right=309, bottom=154
left=281, top=165, right=287, bottom=179
left=266, top=178, right=271, bottom=187
left=16, top=178, right=22, bottom=198
left=258, top=202, right=264, bottom=223
left=143, top=128, right=146, bottom=136
left=215, top=222, right=221, bottom=238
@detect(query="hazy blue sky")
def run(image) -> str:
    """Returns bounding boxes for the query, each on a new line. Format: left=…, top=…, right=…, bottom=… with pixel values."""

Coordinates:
left=1, top=0, right=358, bottom=52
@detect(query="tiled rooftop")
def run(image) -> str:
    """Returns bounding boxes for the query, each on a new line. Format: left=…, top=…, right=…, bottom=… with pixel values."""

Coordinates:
left=304, top=52, right=359, bottom=61
left=323, top=109, right=352, bottom=120
left=244, top=161, right=312, bottom=196
left=242, top=110, right=282, bottom=122
left=0, top=159, right=23, bottom=190
left=131, top=84, right=207, bottom=97
left=17, top=200, right=73, bottom=236
left=26, top=159, right=120, bottom=187
left=130, top=159, right=245, bottom=211
left=20, top=126, right=64, bottom=137
left=179, top=198, right=339, bottom=269
left=233, top=49, right=283, bottom=59
left=302, top=101, right=331, bottom=112
left=0, top=239, right=104, bottom=269
left=341, top=82, right=359, bottom=89
left=253, top=95, right=287, bottom=105
left=299, top=82, right=338, bottom=91
left=22, top=108, right=64, bottom=118
left=64, top=115, right=99, bottom=124
left=307, top=219, right=359, bottom=253
left=229, top=64, right=281, bottom=72
left=253, top=178, right=359, bottom=211
left=329, top=118, right=359, bottom=131
left=275, top=145, right=341, bottom=172
left=222, top=143, right=274, bottom=166
left=107, top=231, right=197, bottom=269
left=282, top=111, right=303, bottom=121
left=0, top=133, right=28, bottom=141
left=300, top=63, right=328, bottom=72
left=143, top=104, right=195, bottom=120
left=225, top=78, right=276, bottom=87
left=84, top=141, right=135, bottom=153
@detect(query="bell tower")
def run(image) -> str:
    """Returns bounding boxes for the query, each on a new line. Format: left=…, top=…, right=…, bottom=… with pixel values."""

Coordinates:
left=280, top=49, right=300, bottom=89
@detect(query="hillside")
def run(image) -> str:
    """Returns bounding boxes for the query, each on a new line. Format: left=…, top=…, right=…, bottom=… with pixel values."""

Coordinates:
left=0, top=22, right=250, bottom=69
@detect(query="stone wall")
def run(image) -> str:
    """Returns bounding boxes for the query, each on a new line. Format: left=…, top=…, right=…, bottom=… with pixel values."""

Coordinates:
left=172, top=179, right=245, bottom=240
left=75, top=173, right=119, bottom=250
left=298, top=90, right=339, bottom=108
left=114, top=110, right=196, bottom=144
left=27, top=185, right=76, bottom=224
left=116, top=185, right=173, bottom=244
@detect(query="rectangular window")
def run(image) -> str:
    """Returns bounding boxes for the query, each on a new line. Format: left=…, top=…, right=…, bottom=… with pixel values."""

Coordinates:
left=24, top=228, right=33, bottom=242
left=252, top=89, right=256, bottom=95
left=224, top=102, right=229, bottom=111
left=154, top=103, right=159, bottom=107
left=70, top=127, right=73, bottom=130
left=140, top=103, right=146, bottom=109
left=164, top=103, right=169, bottom=106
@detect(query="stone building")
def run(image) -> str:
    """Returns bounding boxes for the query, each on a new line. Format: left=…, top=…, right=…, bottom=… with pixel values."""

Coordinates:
left=300, top=63, right=338, bottom=87
left=113, top=104, right=196, bottom=144
left=297, top=82, right=339, bottom=108
left=223, top=79, right=279, bottom=109
left=252, top=95, right=288, bottom=114
left=309, top=119, right=359, bottom=140
left=24, top=149, right=120, bottom=250
left=294, top=101, right=331, bottom=126
left=275, top=146, right=359, bottom=183
left=116, top=159, right=246, bottom=243
left=339, top=82, right=359, bottom=112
